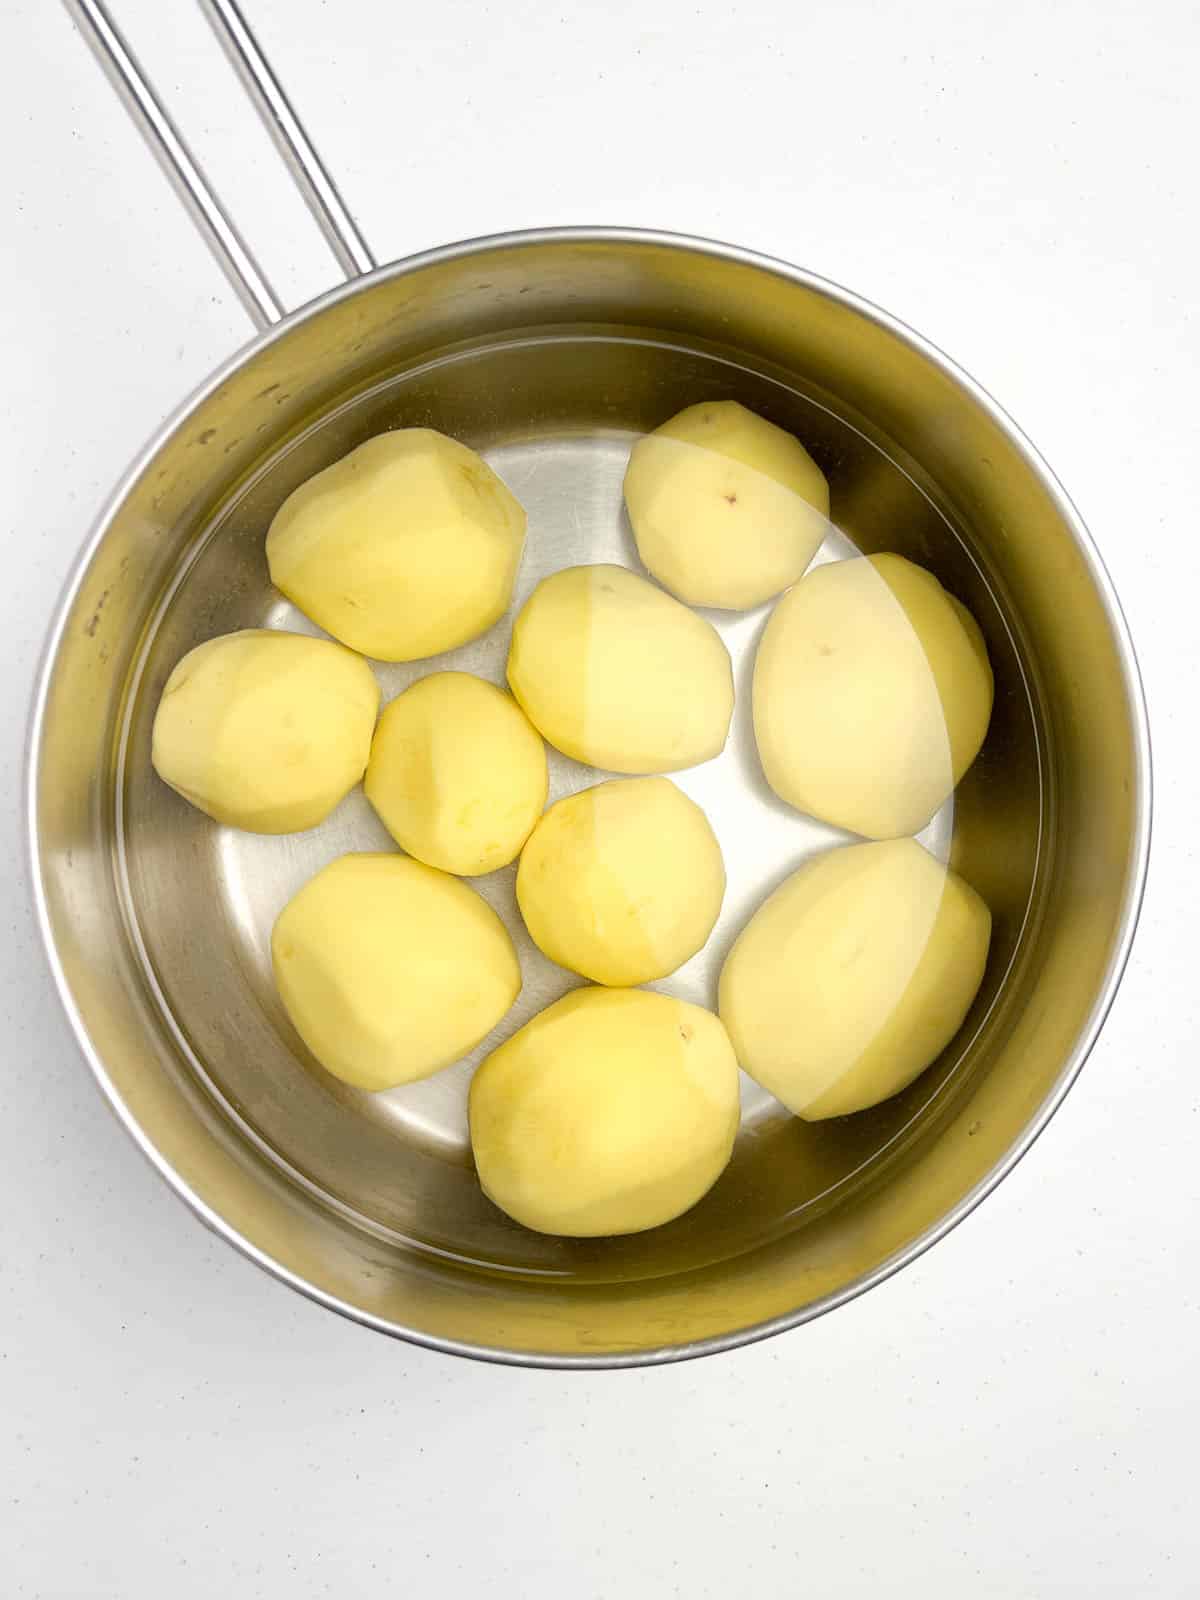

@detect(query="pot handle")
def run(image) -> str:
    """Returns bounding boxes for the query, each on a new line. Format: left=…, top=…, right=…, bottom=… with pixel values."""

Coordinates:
left=64, top=0, right=375, bottom=330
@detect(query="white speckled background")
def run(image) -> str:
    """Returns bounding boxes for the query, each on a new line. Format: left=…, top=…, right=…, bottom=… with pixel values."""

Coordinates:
left=3, top=0, right=1194, bottom=1592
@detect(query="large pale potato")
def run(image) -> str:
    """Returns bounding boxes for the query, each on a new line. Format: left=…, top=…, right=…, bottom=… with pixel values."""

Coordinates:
left=469, top=987, right=740, bottom=1236
left=624, top=401, right=830, bottom=609
left=272, top=853, right=521, bottom=1090
left=517, top=777, right=725, bottom=985
left=365, top=672, right=547, bottom=876
left=719, top=839, right=991, bottom=1120
left=266, top=429, right=526, bottom=661
left=151, top=628, right=379, bottom=833
left=507, top=564, right=733, bottom=773
left=753, top=553, right=993, bottom=837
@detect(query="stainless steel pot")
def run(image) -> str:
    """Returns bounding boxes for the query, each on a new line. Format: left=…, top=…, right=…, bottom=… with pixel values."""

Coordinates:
left=30, top=0, right=1150, bottom=1366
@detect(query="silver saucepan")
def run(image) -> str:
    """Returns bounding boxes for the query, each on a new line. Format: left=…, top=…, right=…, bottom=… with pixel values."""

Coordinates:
left=29, top=0, right=1150, bottom=1366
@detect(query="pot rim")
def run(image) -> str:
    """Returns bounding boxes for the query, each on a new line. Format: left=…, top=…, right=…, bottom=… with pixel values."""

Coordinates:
left=25, top=225, right=1153, bottom=1368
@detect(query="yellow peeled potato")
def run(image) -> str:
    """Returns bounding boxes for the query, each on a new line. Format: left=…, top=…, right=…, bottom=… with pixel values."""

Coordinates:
left=272, top=853, right=521, bottom=1090
left=469, top=987, right=740, bottom=1236
left=516, top=777, right=725, bottom=985
left=507, top=564, right=733, bottom=773
left=624, top=401, right=830, bottom=609
left=719, top=839, right=991, bottom=1120
left=151, top=628, right=379, bottom=833
left=365, top=672, right=547, bottom=876
left=753, top=553, right=993, bottom=837
left=266, top=429, right=526, bottom=661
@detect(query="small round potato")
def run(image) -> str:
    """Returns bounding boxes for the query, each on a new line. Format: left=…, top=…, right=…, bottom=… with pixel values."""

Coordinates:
left=516, top=777, right=725, bottom=985
left=266, top=429, right=526, bottom=661
left=753, top=553, right=993, bottom=837
left=365, top=672, right=547, bottom=876
left=624, top=400, right=830, bottom=609
left=469, top=987, right=740, bottom=1236
left=719, top=839, right=991, bottom=1120
left=507, top=564, right=734, bottom=773
left=272, top=853, right=521, bottom=1091
left=151, top=628, right=379, bottom=834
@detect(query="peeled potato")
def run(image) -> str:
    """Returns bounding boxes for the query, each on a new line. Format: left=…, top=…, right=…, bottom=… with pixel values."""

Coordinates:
left=365, top=672, right=547, bottom=876
left=624, top=400, right=830, bottom=609
left=272, top=853, right=520, bottom=1090
left=266, top=429, right=526, bottom=662
left=517, top=777, right=725, bottom=985
left=507, top=564, right=733, bottom=773
left=469, top=987, right=739, bottom=1236
left=151, top=629, right=379, bottom=833
left=753, top=553, right=993, bottom=837
left=719, top=839, right=991, bottom=1120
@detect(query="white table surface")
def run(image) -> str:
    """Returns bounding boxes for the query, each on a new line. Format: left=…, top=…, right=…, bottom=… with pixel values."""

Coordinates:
left=3, top=1, right=1195, bottom=1593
